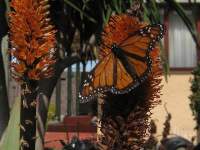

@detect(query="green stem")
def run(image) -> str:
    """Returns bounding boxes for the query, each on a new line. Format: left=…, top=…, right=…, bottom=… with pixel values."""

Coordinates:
left=20, top=82, right=37, bottom=150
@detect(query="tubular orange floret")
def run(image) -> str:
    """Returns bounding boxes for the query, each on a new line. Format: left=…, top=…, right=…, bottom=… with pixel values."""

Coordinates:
left=9, top=0, right=56, bottom=81
left=149, top=47, right=163, bottom=104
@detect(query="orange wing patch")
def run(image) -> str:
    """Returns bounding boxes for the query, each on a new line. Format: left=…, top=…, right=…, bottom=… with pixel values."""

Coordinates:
left=79, top=54, right=114, bottom=102
left=115, top=60, right=133, bottom=90
left=127, top=56, right=148, bottom=76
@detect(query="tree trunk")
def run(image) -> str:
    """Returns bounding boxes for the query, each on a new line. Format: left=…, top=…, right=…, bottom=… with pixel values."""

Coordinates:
left=20, top=82, right=37, bottom=150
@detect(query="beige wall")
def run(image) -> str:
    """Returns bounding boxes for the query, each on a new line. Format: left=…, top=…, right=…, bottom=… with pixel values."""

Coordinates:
left=151, top=73, right=196, bottom=140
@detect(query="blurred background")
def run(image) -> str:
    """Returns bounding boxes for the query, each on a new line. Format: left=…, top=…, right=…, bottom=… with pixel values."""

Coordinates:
left=0, top=0, right=200, bottom=149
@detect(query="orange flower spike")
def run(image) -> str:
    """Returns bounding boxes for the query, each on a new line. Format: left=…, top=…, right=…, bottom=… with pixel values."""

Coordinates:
left=9, top=0, right=56, bottom=82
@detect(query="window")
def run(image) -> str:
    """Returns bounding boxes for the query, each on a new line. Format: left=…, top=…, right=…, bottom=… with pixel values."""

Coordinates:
left=168, top=12, right=197, bottom=68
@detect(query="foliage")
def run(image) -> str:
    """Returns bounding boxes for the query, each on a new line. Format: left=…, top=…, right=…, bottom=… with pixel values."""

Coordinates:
left=0, top=99, right=20, bottom=150
left=189, top=63, right=200, bottom=126
left=59, top=0, right=138, bottom=59
left=47, top=103, right=56, bottom=122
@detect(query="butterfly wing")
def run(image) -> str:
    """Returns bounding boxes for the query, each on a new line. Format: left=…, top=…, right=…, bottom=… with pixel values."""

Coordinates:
left=79, top=53, right=115, bottom=102
left=79, top=24, right=164, bottom=101
left=79, top=52, right=139, bottom=101
left=112, top=59, right=135, bottom=94
left=119, top=24, right=164, bottom=52
left=109, top=24, right=164, bottom=93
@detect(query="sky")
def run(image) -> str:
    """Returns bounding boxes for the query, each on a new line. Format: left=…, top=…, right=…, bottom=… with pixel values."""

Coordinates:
left=64, top=60, right=97, bottom=72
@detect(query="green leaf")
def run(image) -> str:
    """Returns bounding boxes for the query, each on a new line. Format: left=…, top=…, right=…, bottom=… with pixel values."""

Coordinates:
left=142, top=3, right=150, bottom=22
left=151, top=0, right=161, bottom=23
left=64, top=0, right=97, bottom=23
left=112, top=0, right=119, bottom=13
left=0, top=99, right=21, bottom=150
left=144, top=0, right=161, bottom=24
left=103, top=6, right=112, bottom=25
left=160, top=42, right=170, bottom=82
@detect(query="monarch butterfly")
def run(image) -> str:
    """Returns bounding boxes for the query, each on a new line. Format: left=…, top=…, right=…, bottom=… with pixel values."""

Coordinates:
left=79, top=14, right=164, bottom=102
